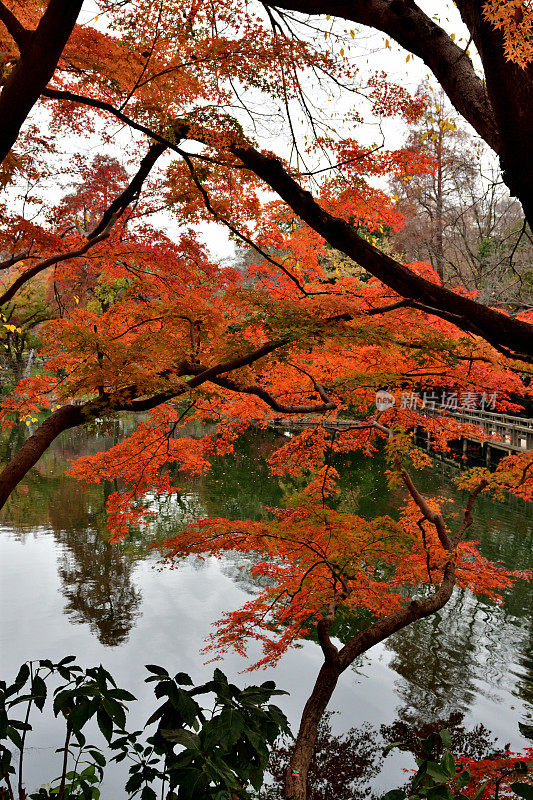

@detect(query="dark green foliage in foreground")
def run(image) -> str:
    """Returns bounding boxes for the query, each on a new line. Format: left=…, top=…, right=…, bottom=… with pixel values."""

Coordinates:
left=0, top=658, right=290, bottom=800
left=2, top=659, right=532, bottom=800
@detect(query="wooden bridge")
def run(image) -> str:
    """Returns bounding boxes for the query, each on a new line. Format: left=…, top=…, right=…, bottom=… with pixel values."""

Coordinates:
left=419, top=406, right=533, bottom=456
left=271, top=406, right=533, bottom=460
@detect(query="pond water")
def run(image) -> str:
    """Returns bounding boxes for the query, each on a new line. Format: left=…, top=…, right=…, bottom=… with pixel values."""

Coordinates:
left=0, top=419, right=532, bottom=795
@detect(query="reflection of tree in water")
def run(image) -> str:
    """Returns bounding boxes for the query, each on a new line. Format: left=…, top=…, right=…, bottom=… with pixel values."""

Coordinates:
left=51, top=481, right=142, bottom=647
left=195, top=430, right=289, bottom=521
left=264, top=711, right=503, bottom=800
left=2, top=419, right=533, bottom=703
left=516, top=639, right=533, bottom=719
left=469, top=499, right=533, bottom=724
left=56, top=529, right=141, bottom=647
left=384, top=479, right=533, bottom=726
left=176, top=435, right=533, bottom=726
left=1, top=419, right=143, bottom=647
left=386, top=583, right=531, bottom=727
left=385, top=592, right=481, bottom=724
left=265, top=712, right=381, bottom=800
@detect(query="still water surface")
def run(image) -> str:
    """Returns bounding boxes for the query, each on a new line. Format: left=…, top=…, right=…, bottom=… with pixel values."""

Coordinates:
left=0, top=419, right=532, bottom=793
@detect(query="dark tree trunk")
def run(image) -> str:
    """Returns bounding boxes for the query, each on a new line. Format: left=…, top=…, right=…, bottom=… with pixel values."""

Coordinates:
left=284, top=663, right=340, bottom=800
left=284, top=561, right=457, bottom=800
left=0, top=0, right=84, bottom=163
left=231, top=143, right=533, bottom=361
left=456, top=1, right=533, bottom=229
left=0, top=404, right=84, bottom=508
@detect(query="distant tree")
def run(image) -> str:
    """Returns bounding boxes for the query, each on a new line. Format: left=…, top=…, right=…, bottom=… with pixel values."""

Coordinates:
left=390, top=86, right=533, bottom=306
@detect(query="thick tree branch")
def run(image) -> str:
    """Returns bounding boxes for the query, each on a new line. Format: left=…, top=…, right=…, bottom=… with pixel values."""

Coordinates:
left=0, top=2, right=31, bottom=51
left=89, top=141, right=167, bottom=238
left=208, top=373, right=336, bottom=413
left=0, top=0, right=84, bottom=162
left=452, top=478, right=489, bottom=545
left=0, top=250, right=34, bottom=271
left=0, top=228, right=112, bottom=308
left=0, top=140, right=166, bottom=308
left=41, top=89, right=533, bottom=360
left=336, top=558, right=456, bottom=670
left=228, top=143, right=533, bottom=361
left=454, top=1, right=533, bottom=226
left=0, top=404, right=86, bottom=508
left=399, top=465, right=453, bottom=551
left=316, top=601, right=341, bottom=666
left=0, top=339, right=291, bottom=508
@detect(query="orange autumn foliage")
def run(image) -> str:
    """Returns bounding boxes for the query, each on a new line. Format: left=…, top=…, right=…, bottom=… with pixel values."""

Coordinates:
left=484, top=0, right=533, bottom=66
left=159, top=472, right=530, bottom=670
left=0, top=0, right=530, bottom=687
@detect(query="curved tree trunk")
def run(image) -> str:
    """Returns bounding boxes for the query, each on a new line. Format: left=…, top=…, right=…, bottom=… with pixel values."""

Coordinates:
left=0, top=0, right=84, bottom=163
left=0, top=404, right=84, bottom=508
left=284, top=662, right=340, bottom=799
left=284, top=558, right=458, bottom=800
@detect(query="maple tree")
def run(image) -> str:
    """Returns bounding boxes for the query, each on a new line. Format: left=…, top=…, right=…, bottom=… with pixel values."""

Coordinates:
left=155, top=429, right=532, bottom=798
left=0, top=2, right=532, bottom=799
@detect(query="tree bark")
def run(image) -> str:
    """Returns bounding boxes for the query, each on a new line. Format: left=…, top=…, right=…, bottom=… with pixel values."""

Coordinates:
left=42, top=95, right=533, bottom=361
left=0, top=0, right=84, bottom=163
left=455, top=1, right=533, bottom=227
left=285, top=662, right=340, bottom=800
left=230, top=143, right=533, bottom=361
left=284, top=560, right=456, bottom=800
left=0, top=404, right=85, bottom=508
left=268, top=0, right=533, bottom=233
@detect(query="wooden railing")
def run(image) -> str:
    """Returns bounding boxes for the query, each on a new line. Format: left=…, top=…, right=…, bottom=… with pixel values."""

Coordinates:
left=271, top=407, right=533, bottom=453
left=421, top=407, right=533, bottom=452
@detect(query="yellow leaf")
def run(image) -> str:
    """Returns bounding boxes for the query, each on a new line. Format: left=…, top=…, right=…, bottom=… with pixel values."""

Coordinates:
left=340, top=47, right=344, bottom=55
left=350, top=29, right=355, bottom=38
